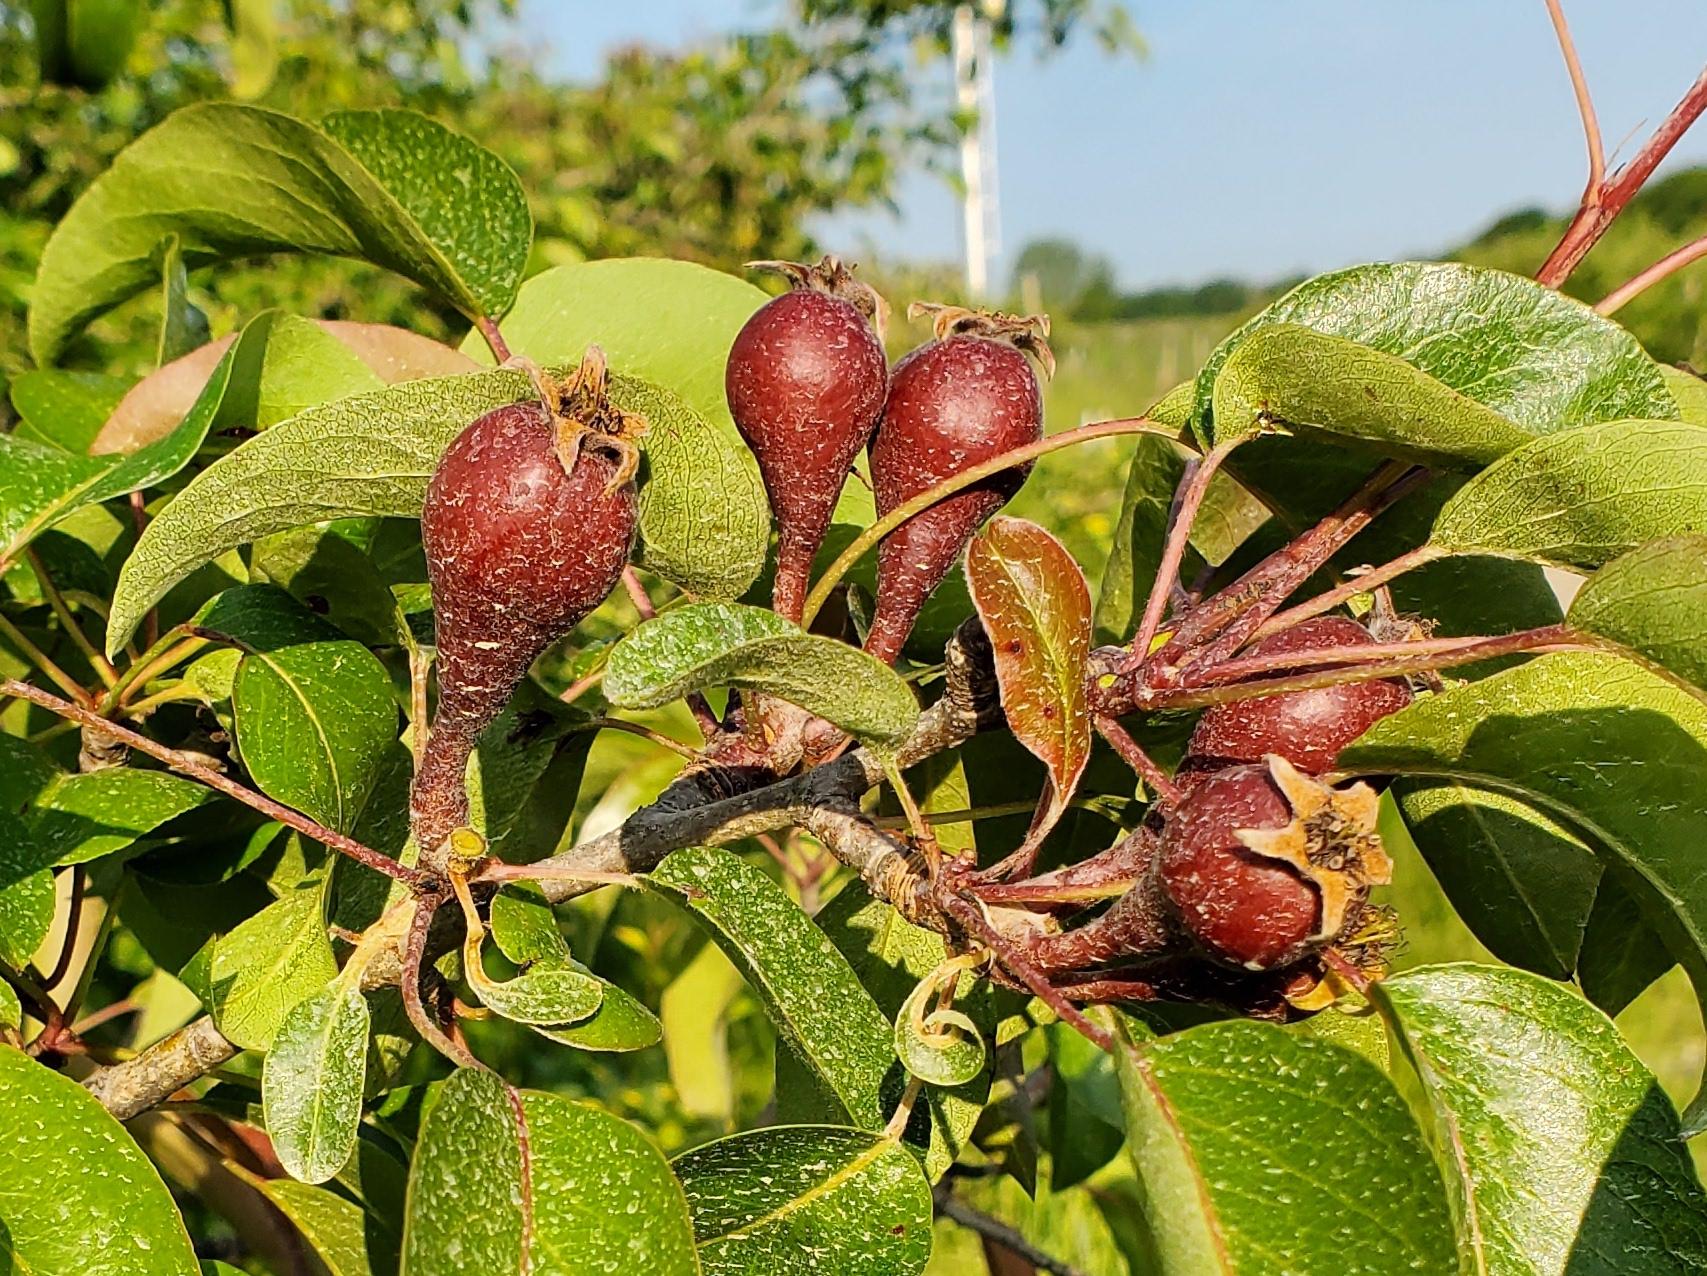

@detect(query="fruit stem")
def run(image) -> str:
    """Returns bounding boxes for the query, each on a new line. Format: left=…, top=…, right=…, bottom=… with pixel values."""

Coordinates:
left=1143, top=623, right=1591, bottom=711
left=399, top=892, right=482, bottom=1071
left=0, top=676, right=431, bottom=888
left=800, top=415, right=1177, bottom=627
left=1127, top=437, right=1243, bottom=667
left=1253, top=544, right=1444, bottom=640
left=1095, top=714, right=1183, bottom=808
left=475, top=314, right=512, bottom=363
left=1145, top=461, right=1424, bottom=675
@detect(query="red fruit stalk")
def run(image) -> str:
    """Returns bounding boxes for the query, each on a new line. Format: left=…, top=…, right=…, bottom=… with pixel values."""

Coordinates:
left=1179, top=616, right=1412, bottom=782
left=865, top=304, right=1053, bottom=665
left=410, top=348, right=643, bottom=864
left=726, top=257, right=889, bottom=623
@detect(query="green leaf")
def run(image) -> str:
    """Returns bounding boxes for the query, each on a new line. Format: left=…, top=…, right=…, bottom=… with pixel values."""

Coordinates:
left=0, top=327, right=232, bottom=569
left=402, top=1068, right=697, bottom=1275
left=155, top=233, right=210, bottom=366
left=607, top=603, right=918, bottom=745
left=0, top=876, right=53, bottom=969
left=205, top=878, right=336, bottom=1049
left=1663, top=365, right=1707, bottom=424
left=1578, top=872, right=1677, bottom=1016
left=30, top=103, right=530, bottom=362
left=488, top=884, right=660, bottom=1050
left=106, top=369, right=755, bottom=654
left=790, top=884, right=993, bottom=1180
left=249, top=1176, right=380, bottom=1276
left=0, top=1045, right=199, bottom=1274
left=1430, top=420, right=1707, bottom=570
left=8, top=369, right=127, bottom=453
left=1117, top=1020, right=1455, bottom=1274
left=624, top=374, right=769, bottom=601
left=673, top=1126, right=933, bottom=1276
left=460, top=257, right=766, bottom=438
left=1379, top=964, right=1707, bottom=1272
left=650, top=847, right=894, bottom=1129
left=319, top=108, right=531, bottom=319
left=0, top=978, right=19, bottom=1030
left=1339, top=651, right=1707, bottom=1131
left=1194, top=262, right=1675, bottom=441
left=468, top=957, right=603, bottom=1027
left=1569, top=536, right=1707, bottom=695
left=894, top=974, right=985, bottom=1087
left=28, top=769, right=214, bottom=867
left=966, top=516, right=1092, bottom=845
left=232, top=634, right=398, bottom=833
left=263, top=981, right=369, bottom=1184
left=1393, top=778, right=1600, bottom=979
left=1046, top=1019, right=1125, bottom=1190
left=250, top=523, right=401, bottom=647
left=1210, top=324, right=1533, bottom=462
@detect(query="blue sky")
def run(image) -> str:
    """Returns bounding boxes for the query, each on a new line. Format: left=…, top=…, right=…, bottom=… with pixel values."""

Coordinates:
left=501, top=1, right=1707, bottom=290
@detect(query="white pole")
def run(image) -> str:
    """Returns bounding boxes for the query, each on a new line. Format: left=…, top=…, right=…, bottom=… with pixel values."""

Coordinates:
left=952, top=4, right=987, bottom=297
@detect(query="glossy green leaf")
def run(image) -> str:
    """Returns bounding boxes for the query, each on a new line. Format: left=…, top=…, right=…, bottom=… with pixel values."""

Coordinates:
left=107, top=369, right=757, bottom=653
left=1194, top=262, right=1675, bottom=441
left=674, top=1126, right=933, bottom=1276
left=1380, top=964, right=1707, bottom=1273
left=650, top=847, right=894, bottom=1129
left=0, top=328, right=232, bottom=570
left=319, top=107, right=531, bottom=318
left=30, top=103, right=530, bottom=362
left=0, top=865, right=53, bottom=970
left=1663, top=365, right=1707, bottom=424
left=0, top=978, right=19, bottom=1030
left=460, top=257, right=766, bottom=438
left=1340, top=651, right=1707, bottom=1130
left=402, top=1068, right=697, bottom=1275
left=250, top=523, right=401, bottom=647
left=894, top=974, right=985, bottom=1087
left=468, top=958, right=603, bottom=1027
left=1431, top=420, right=1707, bottom=570
left=155, top=233, right=210, bottom=366
left=623, top=374, right=769, bottom=601
left=1393, top=778, right=1600, bottom=979
left=8, top=369, right=127, bottom=452
left=251, top=1176, right=379, bottom=1276
left=0, top=1045, right=199, bottom=1275
left=1578, top=872, right=1677, bottom=1016
left=1210, top=324, right=1532, bottom=462
left=1046, top=1019, right=1125, bottom=1190
left=1117, top=1020, right=1455, bottom=1274
left=607, top=603, right=918, bottom=745
left=1569, top=536, right=1707, bottom=695
left=788, top=884, right=992, bottom=1180
left=487, top=884, right=660, bottom=1051
left=28, top=769, right=214, bottom=867
left=263, top=981, right=369, bottom=1184
left=205, top=878, right=336, bottom=1049
left=966, top=516, right=1092, bottom=846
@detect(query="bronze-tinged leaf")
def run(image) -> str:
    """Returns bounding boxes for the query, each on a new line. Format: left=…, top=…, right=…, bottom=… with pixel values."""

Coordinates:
left=965, top=516, right=1093, bottom=848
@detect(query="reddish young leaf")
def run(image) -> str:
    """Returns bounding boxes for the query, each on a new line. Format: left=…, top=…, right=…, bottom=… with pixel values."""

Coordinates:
left=965, top=515, right=1093, bottom=852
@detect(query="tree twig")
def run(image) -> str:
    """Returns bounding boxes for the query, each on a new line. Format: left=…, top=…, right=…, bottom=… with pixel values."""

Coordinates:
left=1, top=679, right=429, bottom=889
left=1543, top=0, right=1604, bottom=203
left=1596, top=232, right=1707, bottom=314
left=934, top=1186, right=1095, bottom=1276
left=1537, top=63, right=1707, bottom=286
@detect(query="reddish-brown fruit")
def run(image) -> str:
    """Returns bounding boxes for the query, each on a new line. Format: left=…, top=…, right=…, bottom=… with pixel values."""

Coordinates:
left=726, top=257, right=888, bottom=622
left=1156, top=758, right=1390, bottom=971
left=410, top=349, right=642, bottom=861
left=1181, top=616, right=1411, bottom=780
left=864, top=304, right=1052, bottom=665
